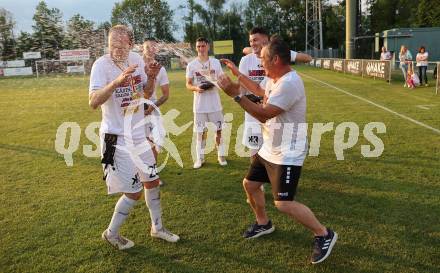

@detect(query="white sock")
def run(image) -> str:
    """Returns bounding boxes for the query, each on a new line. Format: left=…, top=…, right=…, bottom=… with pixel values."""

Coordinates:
left=217, top=138, right=226, bottom=157
left=196, top=133, right=204, bottom=161
left=145, top=187, right=163, bottom=232
left=107, top=195, right=137, bottom=237
left=201, top=131, right=207, bottom=158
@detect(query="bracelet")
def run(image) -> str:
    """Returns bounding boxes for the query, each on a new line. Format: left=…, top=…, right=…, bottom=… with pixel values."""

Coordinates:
left=233, top=93, right=243, bottom=103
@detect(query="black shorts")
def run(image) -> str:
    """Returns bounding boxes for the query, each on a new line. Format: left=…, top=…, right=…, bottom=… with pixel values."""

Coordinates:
left=245, top=154, right=302, bottom=201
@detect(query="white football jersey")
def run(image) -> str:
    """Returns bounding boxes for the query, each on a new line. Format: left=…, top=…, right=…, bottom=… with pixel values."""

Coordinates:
left=186, top=57, right=224, bottom=113
left=89, top=51, right=148, bottom=140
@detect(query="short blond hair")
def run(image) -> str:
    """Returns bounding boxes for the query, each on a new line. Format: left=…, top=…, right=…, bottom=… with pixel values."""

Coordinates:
left=109, top=25, right=134, bottom=45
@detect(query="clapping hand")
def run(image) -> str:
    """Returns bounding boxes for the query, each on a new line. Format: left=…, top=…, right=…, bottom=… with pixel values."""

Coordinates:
left=217, top=74, right=240, bottom=97
left=114, top=64, right=138, bottom=86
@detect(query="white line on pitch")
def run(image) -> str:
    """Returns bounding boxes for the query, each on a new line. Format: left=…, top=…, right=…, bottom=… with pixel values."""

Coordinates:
left=416, top=104, right=436, bottom=110
left=300, top=73, right=440, bottom=135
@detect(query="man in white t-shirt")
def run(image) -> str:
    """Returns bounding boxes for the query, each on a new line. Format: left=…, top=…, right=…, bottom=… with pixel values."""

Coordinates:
left=222, top=27, right=312, bottom=157
left=380, top=46, right=392, bottom=61
left=186, top=37, right=227, bottom=169
left=143, top=39, right=170, bottom=186
left=89, top=25, right=179, bottom=250
left=218, top=36, right=337, bottom=264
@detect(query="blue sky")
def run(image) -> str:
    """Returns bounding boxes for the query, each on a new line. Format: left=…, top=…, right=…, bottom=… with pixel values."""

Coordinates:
left=0, top=0, right=184, bottom=38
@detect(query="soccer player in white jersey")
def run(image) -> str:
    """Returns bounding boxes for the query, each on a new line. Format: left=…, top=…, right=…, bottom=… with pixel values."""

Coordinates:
left=186, top=37, right=227, bottom=169
left=89, top=25, right=179, bottom=250
left=223, top=27, right=312, bottom=157
left=143, top=39, right=170, bottom=186
left=218, top=36, right=337, bottom=264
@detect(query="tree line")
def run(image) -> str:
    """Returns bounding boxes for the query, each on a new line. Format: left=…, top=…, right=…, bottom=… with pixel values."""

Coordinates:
left=0, top=0, right=438, bottom=61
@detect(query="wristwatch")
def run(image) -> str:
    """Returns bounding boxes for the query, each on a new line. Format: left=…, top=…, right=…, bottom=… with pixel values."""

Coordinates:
left=233, top=93, right=243, bottom=103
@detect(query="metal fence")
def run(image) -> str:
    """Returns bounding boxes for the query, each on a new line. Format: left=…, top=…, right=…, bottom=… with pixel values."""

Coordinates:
left=305, top=49, right=342, bottom=58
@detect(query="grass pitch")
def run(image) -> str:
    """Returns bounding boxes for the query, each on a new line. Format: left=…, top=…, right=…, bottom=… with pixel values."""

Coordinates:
left=0, top=66, right=439, bottom=273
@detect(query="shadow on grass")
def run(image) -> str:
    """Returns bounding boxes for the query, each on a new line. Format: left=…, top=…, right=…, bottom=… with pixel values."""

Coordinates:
left=0, top=142, right=98, bottom=167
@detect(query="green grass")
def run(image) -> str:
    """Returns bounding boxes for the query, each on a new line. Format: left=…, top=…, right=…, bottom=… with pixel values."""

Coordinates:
left=0, top=66, right=439, bottom=273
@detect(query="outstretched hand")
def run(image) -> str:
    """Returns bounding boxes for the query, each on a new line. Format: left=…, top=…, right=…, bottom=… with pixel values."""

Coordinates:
left=217, top=74, right=239, bottom=97
left=220, top=59, right=240, bottom=77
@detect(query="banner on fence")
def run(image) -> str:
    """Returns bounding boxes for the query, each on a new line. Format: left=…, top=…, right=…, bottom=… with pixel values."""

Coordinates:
left=345, top=60, right=362, bottom=75
left=3, top=67, right=33, bottom=76
left=322, top=59, right=333, bottom=70
left=315, top=59, right=322, bottom=68
left=362, top=60, right=390, bottom=81
left=312, top=58, right=391, bottom=82
left=67, top=65, right=85, bottom=73
left=332, top=59, right=344, bottom=72
left=59, top=49, right=90, bottom=61
left=7, top=60, right=25, bottom=68
left=23, top=52, right=41, bottom=59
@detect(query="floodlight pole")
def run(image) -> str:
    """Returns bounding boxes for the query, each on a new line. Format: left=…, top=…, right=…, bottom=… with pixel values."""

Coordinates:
left=346, top=0, right=356, bottom=59
left=305, top=0, right=324, bottom=56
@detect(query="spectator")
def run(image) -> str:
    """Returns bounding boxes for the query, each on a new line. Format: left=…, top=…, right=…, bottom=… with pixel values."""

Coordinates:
left=399, top=45, right=413, bottom=87
left=416, top=46, right=429, bottom=86
left=406, top=62, right=419, bottom=89
left=380, top=46, right=392, bottom=61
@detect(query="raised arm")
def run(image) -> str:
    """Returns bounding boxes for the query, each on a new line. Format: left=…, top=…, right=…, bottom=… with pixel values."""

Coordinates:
left=89, top=65, right=137, bottom=110
left=243, top=47, right=252, bottom=55
left=294, top=52, right=312, bottom=63
left=143, top=62, right=162, bottom=99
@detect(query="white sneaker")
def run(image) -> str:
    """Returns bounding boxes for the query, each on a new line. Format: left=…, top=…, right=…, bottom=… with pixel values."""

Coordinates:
left=403, top=84, right=407, bottom=87
left=193, top=158, right=204, bottom=169
left=102, top=230, right=134, bottom=250
left=151, top=228, right=180, bottom=243
left=218, top=156, right=227, bottom=166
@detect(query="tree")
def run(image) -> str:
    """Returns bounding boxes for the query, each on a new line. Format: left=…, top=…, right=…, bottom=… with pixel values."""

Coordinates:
left=182, top=0, right=228, bottom=43
left=368, top=0, right=423, bottom=33
left=182, top=0, right=197, bottom=44
left=31, top=1, right=64, bottom=59
left=181, top=0, right=248, bottom=61
left=196, top=0, right=226, bottom=41
left=415, top=0, right=440, bottom=27
left=276, top=0, right=307, bottom=50
left=111, top=0, right=176, bottom=43
left=0, top=8, right=16, bottom=60
left=244, top=0, right=280, bottom=36
left=15, top=31, right=35, bottom=59
left=217, top=3, right=248, bottom=62
left=63, top=14, right=95, bottom=49
left=322, top=2, right=345, bottom=51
